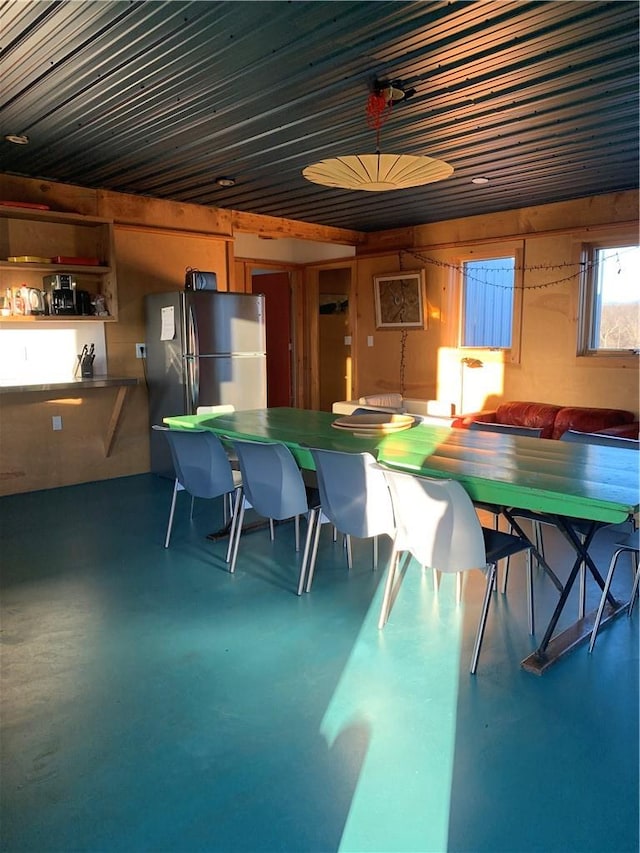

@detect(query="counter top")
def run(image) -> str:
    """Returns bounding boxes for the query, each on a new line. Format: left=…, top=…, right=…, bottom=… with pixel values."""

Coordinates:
left=0, top=376, right=139, bottom=394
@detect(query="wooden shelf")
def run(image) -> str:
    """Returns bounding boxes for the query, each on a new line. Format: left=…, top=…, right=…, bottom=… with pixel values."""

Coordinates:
left=0, top=314, right=115, bottom=323
left=0, top=205, right=109, bottom=227
left=0, top=261, right=111, bottom=274
left=0, top=206, right=118, bottom=321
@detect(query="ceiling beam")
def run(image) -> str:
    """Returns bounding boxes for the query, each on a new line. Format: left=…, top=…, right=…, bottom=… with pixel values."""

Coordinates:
left=231, top=210, right=366, bottom=246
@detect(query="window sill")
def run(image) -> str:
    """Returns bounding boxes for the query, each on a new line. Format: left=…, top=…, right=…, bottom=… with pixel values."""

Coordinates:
left=576, top=352, right=639, bottom=368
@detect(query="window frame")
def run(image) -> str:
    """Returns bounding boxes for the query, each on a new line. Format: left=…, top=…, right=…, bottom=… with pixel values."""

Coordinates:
left=454, top=245, right=524, bottom=364
left=577, top=237, right=640, bottom=359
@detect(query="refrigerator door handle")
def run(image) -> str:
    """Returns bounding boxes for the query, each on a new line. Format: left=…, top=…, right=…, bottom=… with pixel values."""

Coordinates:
left=187, top=303, right=200, bottom=411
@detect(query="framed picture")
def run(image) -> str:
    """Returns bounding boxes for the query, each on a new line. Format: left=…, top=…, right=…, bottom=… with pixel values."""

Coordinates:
left=373, top=270, right=426, bottom=330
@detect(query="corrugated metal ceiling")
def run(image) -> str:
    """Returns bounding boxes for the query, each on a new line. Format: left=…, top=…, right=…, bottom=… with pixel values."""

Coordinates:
left=1, top=0, right=638, bottom=233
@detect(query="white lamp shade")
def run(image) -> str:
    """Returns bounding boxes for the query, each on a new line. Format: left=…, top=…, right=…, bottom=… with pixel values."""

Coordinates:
left=303, top=152, right=453, bottom=191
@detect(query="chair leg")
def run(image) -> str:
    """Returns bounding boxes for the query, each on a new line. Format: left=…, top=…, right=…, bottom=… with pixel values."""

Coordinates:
left=225, top=487, right=243, bottom=564
left=493, top=513, right=500, bottom=592
left=629, top=552, right=640, bottom=617
left=577, top=534, right=587, bottom=620
left=295, top=515, right=300, bottom=551
left=372, top=535, right=379, bottom=570
left=302, top=508, right=323, bottom=594
left=345, top=534, right=353, bottom=570
left=269, top=518, right=275, bottom=541
left=526, top=549, right=535, bottom=635
left=500, top=557, right=510, bottom=594
left=533, top=520, right=545, bottom=568
left=588, top=545, right=629, bottom=652
left=164, top=479, right=180, bottom=548
left=229, top=499, right=247, bottom=574
left=378, top=548, right=400, bottom=629
left=470, top=564, right=497, bottom=675
left=500, top=520, right=513, bottom=594
left=456, top=572, right=463, bottom=605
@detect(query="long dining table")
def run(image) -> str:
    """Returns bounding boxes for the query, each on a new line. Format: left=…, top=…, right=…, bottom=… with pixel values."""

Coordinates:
left=163, top=407, right=639, bottom=674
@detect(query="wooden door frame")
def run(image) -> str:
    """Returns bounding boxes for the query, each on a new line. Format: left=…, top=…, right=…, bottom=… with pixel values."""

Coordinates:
left=233, top=257, right=304, bottom=407
left=304, top=259, right=357, bottom=410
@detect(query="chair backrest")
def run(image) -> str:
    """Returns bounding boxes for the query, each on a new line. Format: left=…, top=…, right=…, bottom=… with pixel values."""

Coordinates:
left=309, top=448, right=395, bottom=539
left=196, top=404, right=236, bottom=416
left=469, top=421, right=543, bottom=438
left=154, top=426, right=235, bottom=498
left=232, top=439, right=309, bottom=520
left=380, top=466, right=486, bottom=573
left=560, top=429, right=640, bottom=450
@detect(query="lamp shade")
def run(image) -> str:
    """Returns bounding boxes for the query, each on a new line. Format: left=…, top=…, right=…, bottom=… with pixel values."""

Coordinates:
left=303, top=152, right=453, bottom=191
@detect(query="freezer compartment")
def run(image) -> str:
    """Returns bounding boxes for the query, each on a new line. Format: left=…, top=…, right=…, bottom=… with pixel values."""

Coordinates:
left=185, top=291, right=265, bottom=356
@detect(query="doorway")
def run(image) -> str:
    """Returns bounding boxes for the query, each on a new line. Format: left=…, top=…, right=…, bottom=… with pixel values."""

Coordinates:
left=318, top=267, right=352, bottom=411
left=251, top=271, right=292, bottom=407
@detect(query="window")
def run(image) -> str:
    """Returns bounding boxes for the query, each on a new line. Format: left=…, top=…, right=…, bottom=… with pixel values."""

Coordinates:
left=461, top=256, right=516, bottom=348
left=579, top=244, right=640, bottom=354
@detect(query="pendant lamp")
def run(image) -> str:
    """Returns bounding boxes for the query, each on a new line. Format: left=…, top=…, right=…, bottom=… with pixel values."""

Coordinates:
left=303, top=85, right=453, bottom=192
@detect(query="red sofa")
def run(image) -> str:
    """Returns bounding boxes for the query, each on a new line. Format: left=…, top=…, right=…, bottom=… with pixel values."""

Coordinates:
left=455, top=401, right=638, bottom=440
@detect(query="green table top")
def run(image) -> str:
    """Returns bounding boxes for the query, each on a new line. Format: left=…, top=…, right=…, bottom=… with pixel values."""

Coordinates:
left=163, top=407, right=639, bottom=525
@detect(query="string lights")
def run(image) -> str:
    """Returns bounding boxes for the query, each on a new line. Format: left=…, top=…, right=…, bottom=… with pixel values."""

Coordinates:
left=399, top=248, right=637, bottom=292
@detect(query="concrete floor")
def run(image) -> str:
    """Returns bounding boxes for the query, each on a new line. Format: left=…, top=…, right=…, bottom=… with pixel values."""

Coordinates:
left=1, top=473, right=638, bottom=853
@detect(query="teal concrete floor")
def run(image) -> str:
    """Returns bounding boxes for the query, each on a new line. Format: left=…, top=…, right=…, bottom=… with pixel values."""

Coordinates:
left=1, top=474, right=638, bottom=853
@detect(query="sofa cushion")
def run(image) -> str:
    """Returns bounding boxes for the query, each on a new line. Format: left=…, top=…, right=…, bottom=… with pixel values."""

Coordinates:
left=553, top=407, right=635, bottom=440
left=596, top=422, right=640, bottom=439
left=494, top=402, right=562, bottom=439
left=358, top=392, right=404, bottom=409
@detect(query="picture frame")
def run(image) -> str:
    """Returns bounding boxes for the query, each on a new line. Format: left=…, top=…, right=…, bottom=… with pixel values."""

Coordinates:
left=373, top=269, right=426, bottom=330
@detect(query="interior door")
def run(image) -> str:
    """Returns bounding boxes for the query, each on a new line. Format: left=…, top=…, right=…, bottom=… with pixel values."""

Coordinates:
left=251, top=272, right=292, bottom=407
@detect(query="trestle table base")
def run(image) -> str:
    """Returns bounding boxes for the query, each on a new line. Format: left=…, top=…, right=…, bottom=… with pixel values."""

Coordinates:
left=521, top=600, right=627, bottom=674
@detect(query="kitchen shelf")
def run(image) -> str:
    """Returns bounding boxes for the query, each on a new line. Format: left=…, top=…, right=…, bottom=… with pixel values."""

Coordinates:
left=0, top=206, right=118, bottom=321
left=0, top=314, right=115, bottom=323
left=0, top=261, right=111, bottom=274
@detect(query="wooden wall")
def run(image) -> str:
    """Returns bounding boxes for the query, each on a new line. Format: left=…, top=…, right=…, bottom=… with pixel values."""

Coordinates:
left=351, top=192, right=639, bottom=416
left=0, top=177, right=234, bottom=495
left=0, top=174, right=637, bottom=496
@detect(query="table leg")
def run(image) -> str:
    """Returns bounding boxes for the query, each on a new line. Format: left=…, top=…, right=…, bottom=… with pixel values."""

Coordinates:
left=521, top=517, right=624, bottom=674
left=503, top=510, right=564, bottom=592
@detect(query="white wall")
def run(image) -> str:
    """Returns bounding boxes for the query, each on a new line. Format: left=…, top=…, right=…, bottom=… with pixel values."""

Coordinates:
left=234, top=233, right=355, bottom=263
left=0, top=322, right=107, bottom=384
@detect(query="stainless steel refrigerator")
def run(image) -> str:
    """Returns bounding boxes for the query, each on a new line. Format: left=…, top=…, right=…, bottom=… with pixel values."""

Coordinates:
left=145, top=290, right=267, bottom=476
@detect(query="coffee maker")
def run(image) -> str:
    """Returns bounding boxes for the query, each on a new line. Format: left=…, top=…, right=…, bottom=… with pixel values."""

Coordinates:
left=43, top=273, right=77, bottom=315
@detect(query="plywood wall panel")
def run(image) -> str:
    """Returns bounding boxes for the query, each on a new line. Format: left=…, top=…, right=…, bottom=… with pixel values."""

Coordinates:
left=0, top=386, right=148, bottom=496
left=352, top=196, right=639, bottom=417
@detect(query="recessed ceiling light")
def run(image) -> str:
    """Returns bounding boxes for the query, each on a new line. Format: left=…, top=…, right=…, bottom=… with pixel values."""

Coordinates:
left=471, top=176, right=489, bottom=184
left=215, top=177, right=236, bottom=187
left=5, top=134, right=29, bottom=145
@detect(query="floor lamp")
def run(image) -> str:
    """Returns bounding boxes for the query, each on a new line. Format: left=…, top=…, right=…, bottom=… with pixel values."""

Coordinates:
left=459, top=357, right=484, bottom=413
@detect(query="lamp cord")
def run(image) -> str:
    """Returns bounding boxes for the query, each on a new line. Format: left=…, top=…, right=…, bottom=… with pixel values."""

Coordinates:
left=399, top=250, right=408, bottom=396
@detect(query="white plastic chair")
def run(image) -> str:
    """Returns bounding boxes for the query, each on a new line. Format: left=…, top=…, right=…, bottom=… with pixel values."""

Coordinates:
left=301, top=449, right=395, bottom=594
left=378, top=466, right=533, bottom=674
left=588, top=529, right=640, bottom=652
left=153, top=426, right=241, bottom=561
left=228, top=439, right=321, bottom=591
